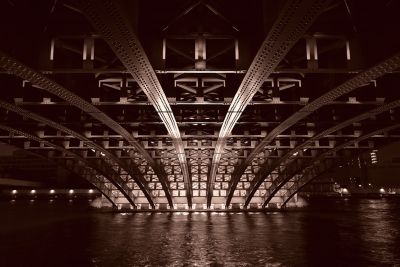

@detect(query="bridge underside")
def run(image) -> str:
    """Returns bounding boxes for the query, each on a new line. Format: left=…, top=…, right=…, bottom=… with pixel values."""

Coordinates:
left=0, top=0, right=400, bottom=210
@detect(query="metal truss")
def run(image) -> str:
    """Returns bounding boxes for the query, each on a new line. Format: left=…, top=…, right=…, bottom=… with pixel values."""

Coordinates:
left=0, top=124, right=138, bottom=208
left=277, top=124, right=400, bottom=206
left=207, top=0, right=332, bottom=206
left=227, top=51, right=400, bottom=207
left=79, top=0, right=192, bottom=206
left=0, top=99, right=156, bottom=207
left=0, top=51, right=173, bottom=206
left=242, top=97, right=400, bottom=207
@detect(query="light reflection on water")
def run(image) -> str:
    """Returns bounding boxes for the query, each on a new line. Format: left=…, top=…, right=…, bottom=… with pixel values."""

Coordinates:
left=1, top=198, right=400, bottom=266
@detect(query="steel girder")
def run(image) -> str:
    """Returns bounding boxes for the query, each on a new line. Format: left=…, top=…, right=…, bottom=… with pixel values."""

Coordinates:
left=226, top=51, right=400, bottom=207
left=243, top=97, right=400, bottom=207
left=0, top=124, right=137, bottom=207
left=0, top=148, right=117, bottom=206
left=265, top=123, right=400, bottom=207
left=0, top=99, right=156, bottom=207
left=79, top=0, right=192, bottom=206
left=206, top=0, right=332, bottom=207
left=0, top=52, right=173, bottom=207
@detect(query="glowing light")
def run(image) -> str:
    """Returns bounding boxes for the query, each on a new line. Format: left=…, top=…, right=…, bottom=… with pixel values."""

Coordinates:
left=380, top=188, right=385, bottom=194
left=69, top=189, right=74, bottom=194
left=358, top=184, right=362, bottom=188
left=50, top=189, right=55, bottom=194
left=11, top=190, right=17, bottom=194
left=88, top=189, right=94, bottom=194
left=342, top=188, right=349, bottom=194
left=31, top=189, right=36, bottom=194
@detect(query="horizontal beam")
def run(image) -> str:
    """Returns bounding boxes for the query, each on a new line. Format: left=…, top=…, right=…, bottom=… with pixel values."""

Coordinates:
left=0, top=178, right=44, bottom=187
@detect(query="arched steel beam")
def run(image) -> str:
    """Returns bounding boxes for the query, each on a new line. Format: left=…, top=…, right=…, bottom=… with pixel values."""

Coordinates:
left=266, top=123, right=400, bottom=207
left=0, top=52, right=173, bottom=207
left=78, top=0, right=192, bottom=206
left=206, top=0, right=332, bottom=207
left=0, top=123, right=138, bottom=208
left=0, top=99, right=156, bottom=208
left=0, top=139, right=118, bottom=207
left=243, top=98, right=400, bottom=207
left=226, top=51, right=400, bottom=207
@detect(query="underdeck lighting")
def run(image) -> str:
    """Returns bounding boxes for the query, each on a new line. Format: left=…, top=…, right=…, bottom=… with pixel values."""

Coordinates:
left=11, top=190, right=17, bottom=194
left=88, top=189, right=94, bottom=194
left=69, top=189, right=74, bottom=194
left=50, top=189, right=55, bottom=194
left=380, top=188, right=385, bottom=194
left=31, top=189, right=36, bottom=194
left=342, top=188, right=349, bottom=194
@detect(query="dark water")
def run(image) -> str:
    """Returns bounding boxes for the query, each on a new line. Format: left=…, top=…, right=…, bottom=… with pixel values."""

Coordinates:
left=1, top=198, right=400, bottom=266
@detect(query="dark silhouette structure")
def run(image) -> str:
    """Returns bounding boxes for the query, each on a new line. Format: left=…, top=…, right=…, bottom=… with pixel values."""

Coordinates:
left=0, top=0, right=400, bottom=209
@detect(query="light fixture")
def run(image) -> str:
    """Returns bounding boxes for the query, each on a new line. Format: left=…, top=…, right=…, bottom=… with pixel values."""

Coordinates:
left=69, top=189, right=74, bottom=194
left=11, top=190, right=17, bottom=194
left=50, top=189, right=55, bottom=194
left=31, top=189, right=36, bottom=194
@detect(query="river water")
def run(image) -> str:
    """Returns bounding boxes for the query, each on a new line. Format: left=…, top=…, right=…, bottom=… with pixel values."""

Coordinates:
left=1, top=198, right=400, bottom=266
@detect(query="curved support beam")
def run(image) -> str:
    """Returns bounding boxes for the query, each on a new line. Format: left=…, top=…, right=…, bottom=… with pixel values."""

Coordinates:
left=0, top=124, right=137, bottom=208
left=0, top=99, right=156, bottom=208
left=262, top=158, right=311, bottom=206
left=56, top=157, right=119, bottom=208
left=281, top=159, right=336, bottom=207
left=208, top=0, right=332, bottom=207
left=0, top=142, right=119, bottom=207
left=227, top=51, right=400, bottom=207
left=267, top=123, right=400, bottom=207
left=78, top=0, right=192, bottom=206
left=0, top=51, right=173, bottom=207
left=243, top=97, right=400, bottom=207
